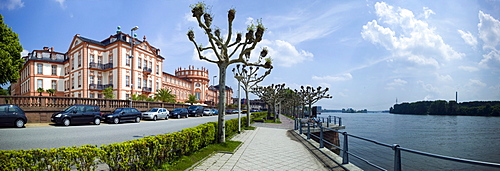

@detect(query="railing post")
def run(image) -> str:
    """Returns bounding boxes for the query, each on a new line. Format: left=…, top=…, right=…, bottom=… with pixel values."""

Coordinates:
left=294, top=118, right=297, bottom=130
left=342, top=132, right=349, bottom=164
left=327, top=116, right=330, bottom=127
left=307, top=122, right=311, bottom=140
left=299, top=119, right=303, bottom=134
left=334, top=116, right=337, bottom=125
left=393, top=144, right=402, bottom=171
left=339, top=117, right=342, bottom=126
left=320, top=126, right=324, bottom=148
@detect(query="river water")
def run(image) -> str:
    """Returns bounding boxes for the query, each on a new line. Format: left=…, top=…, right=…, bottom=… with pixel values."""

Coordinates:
left=321, top=112, right=500, bottom=171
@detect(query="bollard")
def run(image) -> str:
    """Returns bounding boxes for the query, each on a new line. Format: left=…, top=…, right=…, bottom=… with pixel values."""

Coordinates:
left=320, top=126, right=324, bottom=148
left=307, top=122, right=311, bottom=140
left=299, top=119, right=303, bottom=134
left=393, top=144, right=402, bottom=171
left=342, top=132, right=349, bottom=164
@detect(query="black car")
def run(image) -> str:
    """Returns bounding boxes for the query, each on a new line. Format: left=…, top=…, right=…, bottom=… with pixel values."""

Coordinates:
left=188, top=106, right=204, bottom=117
left=51, top=105, right=102, bottom=126
left=104, top=108, right=142, bottom=124
left=0, top=105, right=28, bottom=128
left=170, top=108, right=189, bottom=119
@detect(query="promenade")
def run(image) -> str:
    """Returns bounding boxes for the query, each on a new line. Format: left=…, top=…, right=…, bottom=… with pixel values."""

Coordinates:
left=189, top=115, right=347, bottom=171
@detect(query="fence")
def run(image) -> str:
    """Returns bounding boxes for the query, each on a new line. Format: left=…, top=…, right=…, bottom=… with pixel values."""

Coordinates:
left=295, top=117, right=500, bottom=171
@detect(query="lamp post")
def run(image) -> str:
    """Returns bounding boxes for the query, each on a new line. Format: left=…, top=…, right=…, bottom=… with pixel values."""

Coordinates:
left=234, top=74, right=244, bottom=133
left=130, top=26, right=139, bottom=107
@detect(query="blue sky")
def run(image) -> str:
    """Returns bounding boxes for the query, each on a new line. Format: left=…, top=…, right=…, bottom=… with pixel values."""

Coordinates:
left=1, top=0, right=499, bottom=110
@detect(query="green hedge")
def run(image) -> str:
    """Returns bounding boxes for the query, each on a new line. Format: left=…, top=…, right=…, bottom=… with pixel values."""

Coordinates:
left=0, top=117, right=247, bottom=171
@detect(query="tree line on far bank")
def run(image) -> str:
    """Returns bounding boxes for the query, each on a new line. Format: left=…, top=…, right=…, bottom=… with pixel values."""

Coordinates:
left=389, top=100, right=500, bottom=116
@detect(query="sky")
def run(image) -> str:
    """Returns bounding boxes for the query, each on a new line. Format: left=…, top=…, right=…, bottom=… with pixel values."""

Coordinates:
left=1, top=0, right=499, bottom=111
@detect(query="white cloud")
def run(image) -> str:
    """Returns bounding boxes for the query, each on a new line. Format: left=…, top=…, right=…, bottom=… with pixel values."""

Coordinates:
left=312, top=73, right=352, bottom=82
left=0, top=0, right=24, bottom=10
left=458, top=30, right=478, bottom=48
left=418, top=80, right=439, bottom=94
left=245, top=17, right=254, bottom=26
left=258, top=39, right=313, bottom=67
left=387, top=78, right=407, bottom=86
left=478, top=11, right=500, bottom=69
left=55, top=0, right=65, bottom=8
left=20, top=49, right=28, bottom=57
left=184, top=12, right=197, bottom=23
left=435, top=73, right=453, bottom=82
left=458, top=65, right=479, bottom=72
left=423, top=7, right=435, bottom=19
left=361, top=2, right=464, bottom=68
left=468, top=79, right=487, bottom=87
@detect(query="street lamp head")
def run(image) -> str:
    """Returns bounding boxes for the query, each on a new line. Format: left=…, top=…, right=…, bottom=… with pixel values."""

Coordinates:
left=131, top=26, right=139, bottom=31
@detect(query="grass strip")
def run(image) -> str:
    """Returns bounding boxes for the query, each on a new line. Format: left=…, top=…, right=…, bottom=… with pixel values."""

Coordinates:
left=156, top=140, right=242, bottom=171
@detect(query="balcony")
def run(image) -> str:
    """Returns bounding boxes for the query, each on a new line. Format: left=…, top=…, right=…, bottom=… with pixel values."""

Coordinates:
left=142, top=67, right=152, bottom=74
left=142, top=87, right=152, bottom=93
left=89, top=84, right=114, bottom=90
left=89, top=62, right=113, bottom=70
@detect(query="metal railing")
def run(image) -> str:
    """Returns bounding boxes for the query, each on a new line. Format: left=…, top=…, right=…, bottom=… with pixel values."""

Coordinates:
left=295, top=118, right=500, bottom=171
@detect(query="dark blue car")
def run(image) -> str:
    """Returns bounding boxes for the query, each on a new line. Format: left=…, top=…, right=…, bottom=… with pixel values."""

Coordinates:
left=0, top=105, right=28, bottom=128
left=103, top=108, right=142, bottom=124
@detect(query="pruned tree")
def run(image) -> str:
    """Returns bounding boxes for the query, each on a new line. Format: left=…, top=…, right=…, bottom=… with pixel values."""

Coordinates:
left=232, top=64, right=272, bottom=127
left=251, top=84, right=285, bottom=122
left=103, top=86, right=114, bottom=99
left=46, top=89, right=56, bottom=96
left=0, top=14, right=24, bottom=86
left=185, top=94, right=198, bottom=105
left=297, top=86, right=332, bottom=117
left=37, top=87, right=44, bottom=96
left=187, top=2, right=272, bottom=143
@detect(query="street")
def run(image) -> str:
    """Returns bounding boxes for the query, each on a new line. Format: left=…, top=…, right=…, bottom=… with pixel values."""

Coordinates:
left=0, top=114, right=239, bottom=150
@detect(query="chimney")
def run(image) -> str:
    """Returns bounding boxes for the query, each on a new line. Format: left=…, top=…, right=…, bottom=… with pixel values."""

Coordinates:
left=43, top=47, right=49, bottom=51
left=50, top=47, right=54, bottom=52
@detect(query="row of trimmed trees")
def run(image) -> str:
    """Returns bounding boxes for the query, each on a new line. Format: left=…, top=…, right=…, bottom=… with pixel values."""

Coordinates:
left=187, top=2, right=332, bottom=143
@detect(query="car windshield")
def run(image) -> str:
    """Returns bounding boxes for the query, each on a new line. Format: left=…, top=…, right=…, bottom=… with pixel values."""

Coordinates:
left=113, top=108, right=123, bottom=113
left=188, top=106, right=198, bottom=110
left=62, top=106, right=76, bottom=112
left=148, top=108, right=159, bottom=112
left=173, top=108, right=182, bottom=111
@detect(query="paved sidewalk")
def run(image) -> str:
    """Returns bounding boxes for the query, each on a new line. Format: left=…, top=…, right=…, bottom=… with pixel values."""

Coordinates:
left=189, top=115, right=332, bottom=171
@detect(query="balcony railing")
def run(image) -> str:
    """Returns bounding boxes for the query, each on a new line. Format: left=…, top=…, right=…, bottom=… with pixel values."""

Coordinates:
left=142, top=67, right=152, bottom=73
left=89, top=62, right=113, bottom=70
left=89, top=84, right=114, bottom=90
left=142, top=87, right=152, bottom=92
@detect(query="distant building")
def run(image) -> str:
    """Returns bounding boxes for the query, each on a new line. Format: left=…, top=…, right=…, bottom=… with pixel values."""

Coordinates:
left=10, top=30, right=233, bottom=105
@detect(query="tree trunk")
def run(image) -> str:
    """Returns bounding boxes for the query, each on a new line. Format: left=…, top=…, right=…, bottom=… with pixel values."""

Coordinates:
left=217, top=63, right=227, bottom=143
left=245, top=88, right=251, bottom=127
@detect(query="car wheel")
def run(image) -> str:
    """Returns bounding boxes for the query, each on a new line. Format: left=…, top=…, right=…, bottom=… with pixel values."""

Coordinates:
left=177, top=115, right=180, bottom=119
left=153, top=115, right=157, bottom=121
left=63, top=118, right=70, bottom=126
left=135, top=116, right=141, bottom=123
left=94, top=118, right=101, bottom=125
left=15, top=119, right=25, bottom=128
left=166, top=115, right=169, bottom=120
left=185, top=114, right=188, bottom=118
left=113, top=118, right=120, bottom=124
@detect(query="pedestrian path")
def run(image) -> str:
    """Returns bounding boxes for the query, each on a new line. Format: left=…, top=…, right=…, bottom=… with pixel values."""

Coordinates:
left=189, top=115, right=334, bottom=171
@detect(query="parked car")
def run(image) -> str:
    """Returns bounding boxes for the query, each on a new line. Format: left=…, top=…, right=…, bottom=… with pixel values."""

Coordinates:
left=51, top=105, right=102, bottom=126
left=170, top=108, right=189, bottom=119
left=142, top=108, right=169, bottom=121
left=211, top=109, right=219, bottom=115
left=104, top=108, right=142, bottom=124
left=203, top=109, right=213, bottom=116
left=0, top=105, right=28, bottom=128
left=188, top=106, right=204, bottom=117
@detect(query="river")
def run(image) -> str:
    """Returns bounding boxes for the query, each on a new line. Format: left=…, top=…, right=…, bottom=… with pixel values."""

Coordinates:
left=321, top=112, right=500, bottom=171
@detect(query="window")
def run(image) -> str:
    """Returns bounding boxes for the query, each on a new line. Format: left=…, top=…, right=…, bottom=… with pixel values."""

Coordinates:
left=148, top=80, right=152, bottom=88
left=98, top=56, right=102, bottom=64
left=51, top=65, right=56, bottom=75
left=156, top=82, right=159, bottom=91
left=37, top=64, right=43, bottom=74
left=97, top=77, right=102, bottom=85
left=144, top=80, right=147, bottom=88
left=90, top=55, right=94, bottom=63
left=125, top=94, right=130, bottom=100
left=109, top=55, right=113, bottom=64
left=126, top=56, right=130, bottom=66
left=78, top=76, right=81, bottom=87
left=195, top=93, right=201, bottom=100
left=138, top=58, right=141, bottom=68
left=37, top=80, right=43, bottom=88
left=156, top=65, right=159, bottom=74
left=126, top=76, right=130, bottom=86
left=90, top=93, right=95, bottom=98
left=78, top=55, right=81, bottom=67
left=149, top=62, right=152, bottom=69
left=144, top=61, right=147, bottom=68
left=51, top=80, right=56, bottom=90
left=138, top=78, right=142, bottom=88
left=90, top=76, right=94, bottom=84
left=109, top=76, right=113, bottom=85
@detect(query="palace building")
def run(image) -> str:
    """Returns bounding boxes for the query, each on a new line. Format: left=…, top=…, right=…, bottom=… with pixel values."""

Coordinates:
left=10, top=29, right=232, bottom=105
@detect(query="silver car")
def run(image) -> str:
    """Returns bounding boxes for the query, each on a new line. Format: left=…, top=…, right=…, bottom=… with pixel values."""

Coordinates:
left=142, top=108, right=169, bottom=121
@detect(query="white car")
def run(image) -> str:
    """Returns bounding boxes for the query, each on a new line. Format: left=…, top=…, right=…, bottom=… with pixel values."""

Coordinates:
left=142, top=108, right=169, bottom=121
left=203, top=109, right=213, bottom=116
